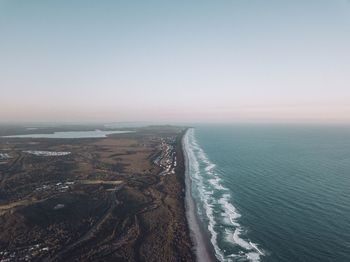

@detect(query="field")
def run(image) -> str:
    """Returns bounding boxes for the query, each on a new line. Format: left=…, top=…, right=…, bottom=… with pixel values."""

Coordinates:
left=0, top=125, right=194, bottom=262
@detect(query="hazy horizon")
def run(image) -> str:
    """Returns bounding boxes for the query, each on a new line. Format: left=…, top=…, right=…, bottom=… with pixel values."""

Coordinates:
left=1, top=0, right=350, bottom=123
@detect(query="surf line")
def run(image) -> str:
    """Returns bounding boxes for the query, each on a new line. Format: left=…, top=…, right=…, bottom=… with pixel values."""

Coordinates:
left=184, top=128, right=265, bottom=262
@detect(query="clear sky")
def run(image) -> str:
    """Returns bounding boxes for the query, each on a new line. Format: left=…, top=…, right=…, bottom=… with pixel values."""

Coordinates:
left=1, top=0, right=349, bottom=123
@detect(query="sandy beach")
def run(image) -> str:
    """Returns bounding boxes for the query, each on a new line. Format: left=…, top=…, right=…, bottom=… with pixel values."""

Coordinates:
left=182, top=128, right=217, bottom=262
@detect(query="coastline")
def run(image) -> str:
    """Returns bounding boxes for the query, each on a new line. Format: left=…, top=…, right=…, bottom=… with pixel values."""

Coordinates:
left=181, top=128, right=218, bottom=262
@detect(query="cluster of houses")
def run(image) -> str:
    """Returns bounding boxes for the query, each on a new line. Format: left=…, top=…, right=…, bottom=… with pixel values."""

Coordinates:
left=0, top=153, right=11, bottom=160
left=1, top=150, right=70, bottom=160
left=154, top=137, right=177, bottom=176
left=0, top=243, right=49, bottom=262
left=23, top=150, right=71, bottom=156
left=35, top=181, right=75, bottom=193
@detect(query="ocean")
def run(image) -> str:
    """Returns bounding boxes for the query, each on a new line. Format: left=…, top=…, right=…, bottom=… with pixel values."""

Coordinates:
left=184, top=124, right=350, bottom=262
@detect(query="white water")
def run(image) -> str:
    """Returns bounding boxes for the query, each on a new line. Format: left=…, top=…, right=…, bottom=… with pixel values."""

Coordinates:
left=184, top=128, right=264, bottom=262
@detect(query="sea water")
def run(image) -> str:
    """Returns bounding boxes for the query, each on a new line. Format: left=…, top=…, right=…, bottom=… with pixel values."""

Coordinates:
left=3, top=130, right=133, bottom=139
left=184, top=124, right=350, bottom=262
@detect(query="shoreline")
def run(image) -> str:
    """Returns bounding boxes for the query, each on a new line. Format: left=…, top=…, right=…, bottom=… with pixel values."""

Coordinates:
left=181, top=128, right=218, bottom=262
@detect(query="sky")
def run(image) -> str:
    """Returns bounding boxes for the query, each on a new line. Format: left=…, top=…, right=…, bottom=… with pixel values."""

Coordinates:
left=1, top=0, right=350, bottom=123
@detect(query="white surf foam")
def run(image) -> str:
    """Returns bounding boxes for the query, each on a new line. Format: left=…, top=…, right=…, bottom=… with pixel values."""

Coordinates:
left=185, top=129, right=225, bottom=261
left=205, top=163, right=216, bottom=172
left=224, top=228, right=264, bottom=262
left=208, top=177, right=227, bottom=191
left=185, top=128, right=265, bottom=262
left=246, top=252, right=261, bottom=262
left=250, top=242, right=264, bottom=256
left=218, top=194, right=241, bottom=227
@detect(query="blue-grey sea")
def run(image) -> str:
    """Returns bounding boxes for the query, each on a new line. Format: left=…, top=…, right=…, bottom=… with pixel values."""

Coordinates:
left=184, top=124, right=350, bottom=262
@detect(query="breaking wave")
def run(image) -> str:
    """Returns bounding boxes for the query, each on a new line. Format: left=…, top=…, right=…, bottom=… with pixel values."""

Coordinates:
left=184, top=128, right=264, bottom=262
